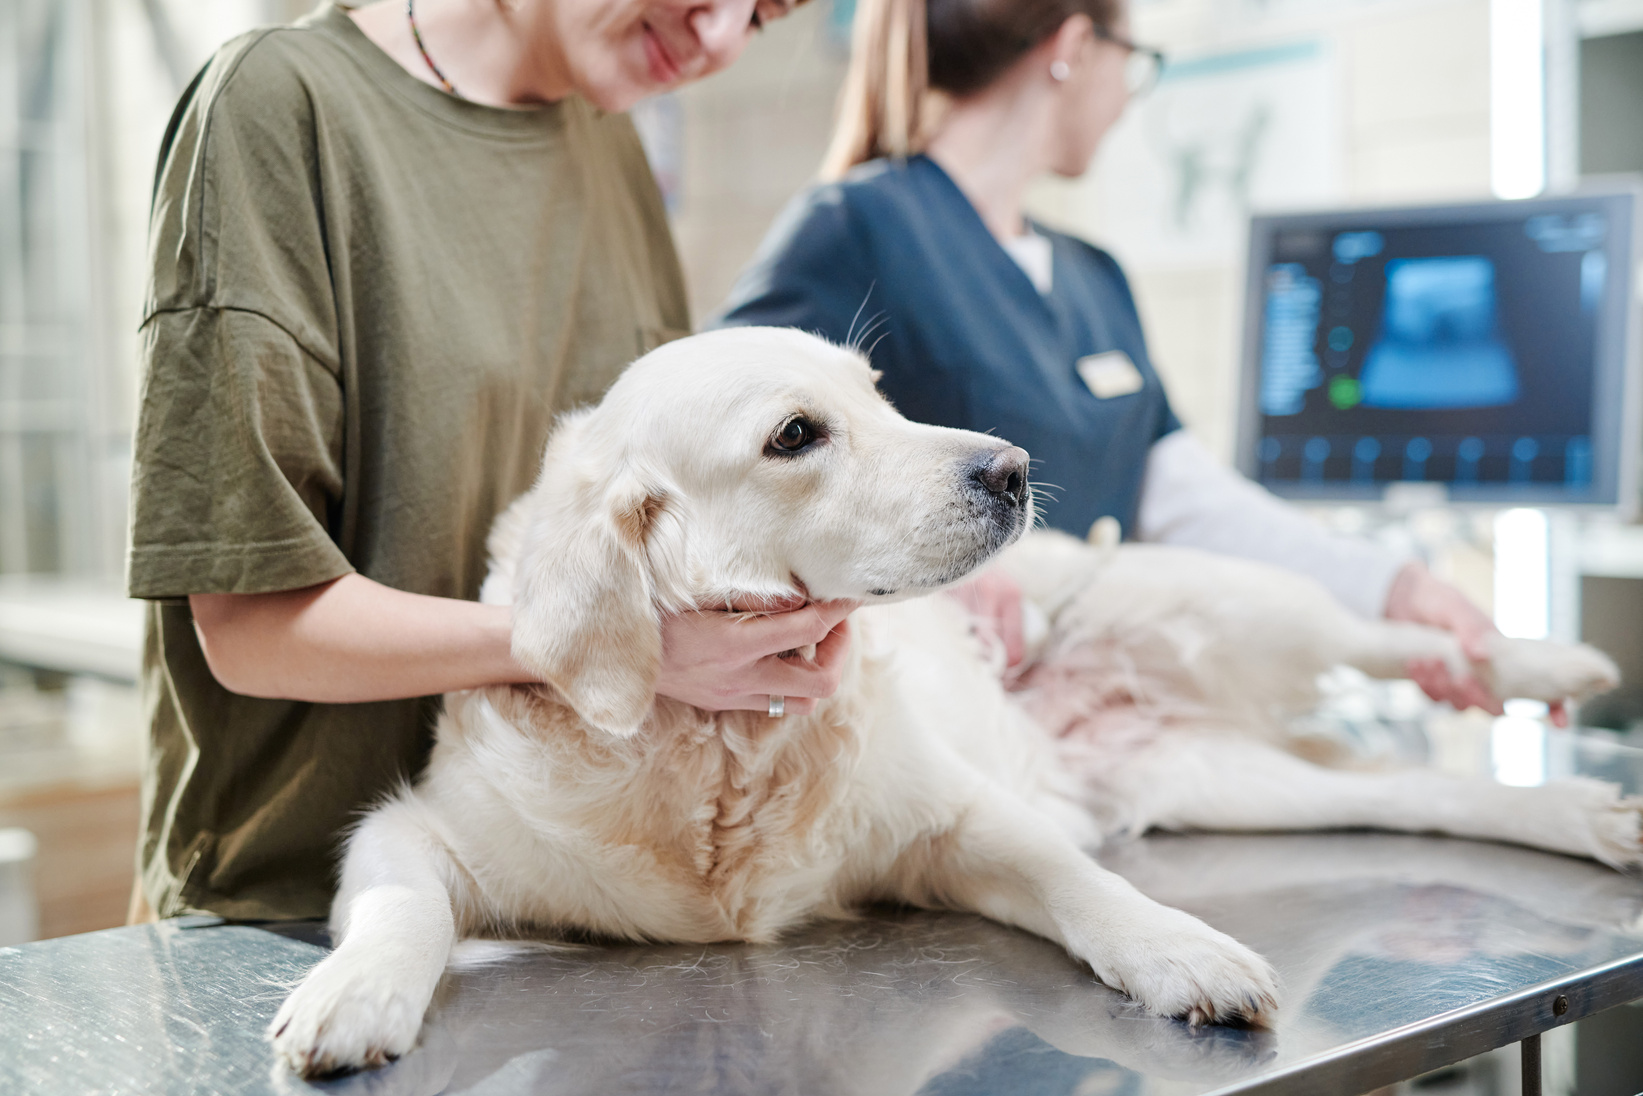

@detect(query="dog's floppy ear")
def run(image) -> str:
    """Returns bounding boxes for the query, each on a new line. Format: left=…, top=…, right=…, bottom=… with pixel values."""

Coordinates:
left=511, top=424, right=668, bottom=738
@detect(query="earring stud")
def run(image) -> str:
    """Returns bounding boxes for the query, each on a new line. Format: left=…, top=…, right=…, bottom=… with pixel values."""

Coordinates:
left=1050, top=60, right=1071, bottom=81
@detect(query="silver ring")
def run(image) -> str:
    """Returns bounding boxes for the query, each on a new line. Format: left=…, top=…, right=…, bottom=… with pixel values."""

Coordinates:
left=768, top=695, right=785, bottom=718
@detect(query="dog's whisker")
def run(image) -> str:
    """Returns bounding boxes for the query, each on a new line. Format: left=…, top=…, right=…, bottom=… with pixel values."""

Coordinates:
left=862, top=327, right=893, bottom=363
left=843, top=284, right=879, bottom=350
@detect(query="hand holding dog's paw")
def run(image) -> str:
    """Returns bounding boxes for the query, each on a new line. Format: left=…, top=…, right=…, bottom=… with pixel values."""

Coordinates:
left=270, top=950, right=430, bottom=1077
left=1075, top=904, right=1280, bottom=1027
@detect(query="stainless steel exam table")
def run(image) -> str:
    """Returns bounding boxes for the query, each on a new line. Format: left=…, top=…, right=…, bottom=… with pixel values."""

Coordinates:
left=6, top=739, right=1643, bottom=1095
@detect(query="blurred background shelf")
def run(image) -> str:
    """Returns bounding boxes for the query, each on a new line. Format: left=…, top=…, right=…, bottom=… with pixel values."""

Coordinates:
left=0, top=576, right=142, bottom=683
left=0, top=577, right=143, bottom=946
left=0, top=781, right=138, bottom=940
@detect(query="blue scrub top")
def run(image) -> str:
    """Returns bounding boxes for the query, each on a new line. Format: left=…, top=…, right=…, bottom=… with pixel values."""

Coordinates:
left=711, top=154, right=1180, bottom=539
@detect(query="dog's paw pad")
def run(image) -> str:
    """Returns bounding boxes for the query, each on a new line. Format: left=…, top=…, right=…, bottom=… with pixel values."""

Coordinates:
left=270, top=955, right=429, bottom=1078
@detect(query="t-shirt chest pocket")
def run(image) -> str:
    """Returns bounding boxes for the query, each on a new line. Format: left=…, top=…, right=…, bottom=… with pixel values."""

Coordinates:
left=1075, top=350, right=1146, bottom=400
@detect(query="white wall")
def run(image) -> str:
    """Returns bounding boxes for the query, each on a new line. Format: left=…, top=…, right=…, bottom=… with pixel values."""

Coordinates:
left=1026, top=0, right=1495, bottom=462
left=670, top=1, right=849, bottom=324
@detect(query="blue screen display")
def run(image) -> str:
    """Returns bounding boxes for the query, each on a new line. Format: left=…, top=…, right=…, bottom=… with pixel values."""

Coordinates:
left=1254, top=211, right=1606, bottom=491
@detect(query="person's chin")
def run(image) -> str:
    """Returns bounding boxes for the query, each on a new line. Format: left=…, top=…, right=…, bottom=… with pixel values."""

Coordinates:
left=584, top=47, right=668, bottom=111
left=580, top=64, right=658, bottom=113
left=587, top=85, right=646, bottom=112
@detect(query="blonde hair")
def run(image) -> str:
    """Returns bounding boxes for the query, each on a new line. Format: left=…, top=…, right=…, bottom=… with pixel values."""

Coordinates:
left=820, top=0, right=1121, bottom=180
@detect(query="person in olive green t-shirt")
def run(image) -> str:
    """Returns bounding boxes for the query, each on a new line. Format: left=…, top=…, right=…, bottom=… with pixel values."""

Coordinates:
left=127, top=0, right=852, bottom=923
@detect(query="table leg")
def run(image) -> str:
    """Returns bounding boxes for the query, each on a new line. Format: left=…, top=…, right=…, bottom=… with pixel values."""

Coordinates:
left=1521, top=1032, right=1541, bottom=1096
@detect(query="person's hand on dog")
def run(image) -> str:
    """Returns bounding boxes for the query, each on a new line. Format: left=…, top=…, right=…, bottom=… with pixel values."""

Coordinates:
left=945, top=567, right=1026, bottom=670
left=656, top=597, right=857, bottom=715
left=1383, top=561, right=1569, bottom=724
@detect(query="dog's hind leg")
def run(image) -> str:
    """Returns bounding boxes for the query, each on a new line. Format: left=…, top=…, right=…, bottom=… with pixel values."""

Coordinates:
left=1101, top=733, right=1643, bottom=869
left=900, top=790, right=1279, bottom=1026
left=1334, top=617, right=1620, bottom=706
left=270, top=797, right=460, bottom=1077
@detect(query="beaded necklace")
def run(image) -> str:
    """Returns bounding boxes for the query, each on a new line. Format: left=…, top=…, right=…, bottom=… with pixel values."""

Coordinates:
left=406, top=0, right=461, bottom=97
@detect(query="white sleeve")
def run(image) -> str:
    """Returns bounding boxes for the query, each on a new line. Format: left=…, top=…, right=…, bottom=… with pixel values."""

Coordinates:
left=1134, top=430, right=1410, bottom=619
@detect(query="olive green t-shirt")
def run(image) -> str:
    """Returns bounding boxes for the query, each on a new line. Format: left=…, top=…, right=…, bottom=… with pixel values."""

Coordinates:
left=127, top=3, right=688, bottom=920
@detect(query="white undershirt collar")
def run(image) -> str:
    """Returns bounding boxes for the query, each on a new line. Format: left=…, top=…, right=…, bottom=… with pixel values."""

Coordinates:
left=999, top=227, right=1054, bottom=295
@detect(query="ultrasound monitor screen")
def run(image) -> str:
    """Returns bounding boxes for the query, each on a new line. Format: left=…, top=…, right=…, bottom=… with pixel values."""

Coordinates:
left=1239, top=191, right=1637, bottom=506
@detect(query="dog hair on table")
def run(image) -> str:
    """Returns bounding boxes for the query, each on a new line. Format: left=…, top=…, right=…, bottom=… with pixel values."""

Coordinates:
left=270, top=327, right=1628, bottom=1077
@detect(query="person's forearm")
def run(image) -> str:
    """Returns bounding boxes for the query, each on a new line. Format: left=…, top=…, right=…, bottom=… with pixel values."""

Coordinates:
left=190, top=574, right=529, bottom=702
left=1135, top=431, right=1408, bottom=618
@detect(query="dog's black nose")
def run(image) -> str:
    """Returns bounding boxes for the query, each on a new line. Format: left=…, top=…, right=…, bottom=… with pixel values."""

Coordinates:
left=972, top=446, right=1029, bottom=509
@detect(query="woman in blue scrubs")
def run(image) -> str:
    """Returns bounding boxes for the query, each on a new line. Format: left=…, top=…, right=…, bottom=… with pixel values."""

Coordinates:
left=714, top=0, right=1508, bottom=715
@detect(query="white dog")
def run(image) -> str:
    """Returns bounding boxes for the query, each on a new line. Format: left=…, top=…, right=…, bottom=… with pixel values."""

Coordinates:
left=271, top=328, right=1629, bottom=1076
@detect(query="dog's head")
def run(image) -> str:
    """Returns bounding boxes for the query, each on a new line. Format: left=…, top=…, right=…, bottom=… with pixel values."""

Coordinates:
left=510, top=327, right=1032, bottom=736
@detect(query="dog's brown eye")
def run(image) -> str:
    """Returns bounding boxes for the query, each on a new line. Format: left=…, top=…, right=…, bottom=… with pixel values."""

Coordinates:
left=770, top=417, right=818, bottom=454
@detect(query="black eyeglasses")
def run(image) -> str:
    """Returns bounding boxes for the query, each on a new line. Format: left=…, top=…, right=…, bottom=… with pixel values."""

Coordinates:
left=1093, top=26, right=1167, bottom=97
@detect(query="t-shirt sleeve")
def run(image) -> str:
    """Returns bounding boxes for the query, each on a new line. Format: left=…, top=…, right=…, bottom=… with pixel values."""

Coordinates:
left=128, top=307, right=350, bottom=598
left=708, top=187, right=878, bottom=345
left=127, top=31, right=351, bottom=599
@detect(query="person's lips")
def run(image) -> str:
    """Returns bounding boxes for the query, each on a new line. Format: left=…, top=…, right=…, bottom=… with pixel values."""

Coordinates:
left=641, top=23, right=682, bottom=85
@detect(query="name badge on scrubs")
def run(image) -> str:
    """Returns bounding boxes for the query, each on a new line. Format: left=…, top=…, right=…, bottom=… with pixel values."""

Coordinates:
left=1076, top=351, right=1145, bottom=399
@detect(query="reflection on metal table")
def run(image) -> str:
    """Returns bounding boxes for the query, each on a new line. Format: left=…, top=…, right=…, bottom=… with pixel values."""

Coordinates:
left=5, top=735, right=1643, bottom=1096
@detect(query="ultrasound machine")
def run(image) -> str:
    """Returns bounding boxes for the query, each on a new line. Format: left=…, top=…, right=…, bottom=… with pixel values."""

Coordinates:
left=1235, top=187, right=1640, bottom=512
left=1234, top=186, right=1642, bottom=712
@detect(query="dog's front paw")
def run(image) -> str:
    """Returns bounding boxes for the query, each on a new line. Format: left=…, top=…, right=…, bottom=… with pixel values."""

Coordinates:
left=270, top=950, right=432, bottom=1077
left=1075, top=904, right=1279, bottom=1026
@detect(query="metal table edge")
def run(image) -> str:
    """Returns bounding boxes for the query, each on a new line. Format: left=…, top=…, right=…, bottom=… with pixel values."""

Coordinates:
left=1199, top=950, right=1643, bottom=1095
